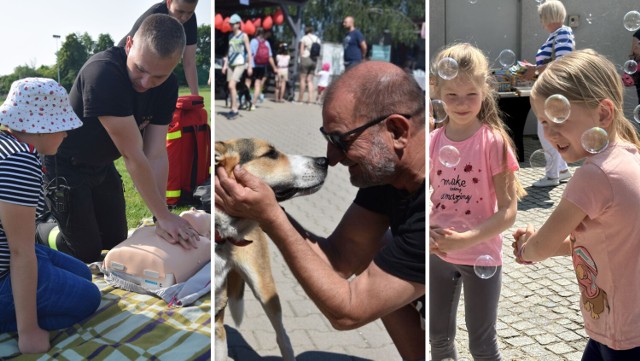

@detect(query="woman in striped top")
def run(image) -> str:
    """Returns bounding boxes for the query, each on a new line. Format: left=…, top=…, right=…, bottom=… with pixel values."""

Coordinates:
left=0, top=78, right=100, bottom=354
left=524, top=0, right=575, bottom=188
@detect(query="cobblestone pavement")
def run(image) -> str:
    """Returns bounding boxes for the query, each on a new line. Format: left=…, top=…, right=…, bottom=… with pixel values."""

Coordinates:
left=214, top=87, right=639, bottom=361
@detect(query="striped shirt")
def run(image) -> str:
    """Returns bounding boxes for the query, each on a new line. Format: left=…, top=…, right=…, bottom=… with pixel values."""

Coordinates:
left=0, top=131, right=45, bottom=278
left=536, top=25, right=575, bottom=66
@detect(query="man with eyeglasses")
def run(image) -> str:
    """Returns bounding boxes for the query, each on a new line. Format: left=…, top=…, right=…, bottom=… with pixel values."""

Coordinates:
left=215, top=61, right=426, bottom=360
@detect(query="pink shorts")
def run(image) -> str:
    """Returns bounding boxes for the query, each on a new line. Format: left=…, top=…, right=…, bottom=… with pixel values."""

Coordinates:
left=317, top=86, right=326, bottom=93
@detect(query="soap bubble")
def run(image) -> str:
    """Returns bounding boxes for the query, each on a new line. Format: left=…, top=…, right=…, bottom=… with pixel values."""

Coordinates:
left=498, top=49, right=516, bottom=68
left=474, top=255, right=497, bottom=279
left=581, top=127, right=609, bottom=154
left=623, top=10, right=640, bottom=31
left=468, top=0, right=478, bottom=4
left=586, top=13, right=593, bottom=24
left=437, top=57, right=459, bottom=80
left=529, top=149, right=549, bottom=168
left=439, top=145, right=461, bottom=168
left=544, top=94, right=571, bottom=123
left=624, top=59, right=638, bottom=75
left=431, top=99, right=448, bottom=124
left=634, top=104, right=640, bottom=123
left=535, top=0, right=545, bottom=3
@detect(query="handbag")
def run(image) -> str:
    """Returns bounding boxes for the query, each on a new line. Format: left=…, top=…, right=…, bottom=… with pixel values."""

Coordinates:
left=622, top=73, right=635, bottom=87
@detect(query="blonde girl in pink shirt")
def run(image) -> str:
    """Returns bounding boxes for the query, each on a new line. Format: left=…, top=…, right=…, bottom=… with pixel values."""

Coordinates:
left=514, top=49, right=640, bottom=360
left=429, top=43, right=526, bottom=361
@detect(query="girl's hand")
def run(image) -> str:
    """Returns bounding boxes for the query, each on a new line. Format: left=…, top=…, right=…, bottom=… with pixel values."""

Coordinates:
left=18, top=327, right=50, bottom=354
left=429, top=235, right=447, bottom=257
left=512, top=224, right=534, bottom=265
left=430, top=227, right=471, bottom=253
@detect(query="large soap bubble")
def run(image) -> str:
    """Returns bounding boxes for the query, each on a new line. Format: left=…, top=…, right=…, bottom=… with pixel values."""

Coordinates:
left=437, top=57, right=459, bottom=80
left=498, top=49, right=516, bottom=68
left=624, top=10, right=640, bottom=31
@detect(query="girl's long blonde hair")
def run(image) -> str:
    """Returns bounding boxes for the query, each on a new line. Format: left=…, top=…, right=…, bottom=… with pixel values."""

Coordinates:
left=531, top=49, right=640, bottom=150
left=432, top=43, right=526, bottom=198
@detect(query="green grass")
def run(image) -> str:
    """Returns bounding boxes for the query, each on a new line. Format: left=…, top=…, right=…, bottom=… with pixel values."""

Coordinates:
left=116, top=86, right=211, bottom=228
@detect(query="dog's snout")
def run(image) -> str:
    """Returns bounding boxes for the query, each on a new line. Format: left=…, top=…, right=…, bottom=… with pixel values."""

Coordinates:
left=314, top=157, right=328, bottom=169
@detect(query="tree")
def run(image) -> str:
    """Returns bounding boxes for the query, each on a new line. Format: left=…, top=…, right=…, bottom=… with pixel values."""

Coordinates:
left=174, top=24, right=212, bottom=87
left=58, top=33, right=90, bottom=90
left=300, top=0, right=422, bottom=47
left=95, top=34, right=115, bottom=53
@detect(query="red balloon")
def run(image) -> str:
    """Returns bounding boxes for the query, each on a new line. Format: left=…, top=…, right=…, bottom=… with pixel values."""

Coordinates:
left=253, top=18, right=262, bottom=28
left=222, top=18, right=232, bottom=33
left=274, top=10, right=284, bottom=25
left=263, top=15, right=273, bottom=30
left=244, top=20, right=256, bottom=35
left=240, top=20, right=246, bottom=32
left=215, top=14, right=223, bottom=29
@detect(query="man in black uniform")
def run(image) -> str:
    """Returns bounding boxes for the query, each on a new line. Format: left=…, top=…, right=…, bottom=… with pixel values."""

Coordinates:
left=119, top=0, right=200, bottom=95
left=215, top=61, right=426, bottom=361
left=38, top=14, right=200, bottom=263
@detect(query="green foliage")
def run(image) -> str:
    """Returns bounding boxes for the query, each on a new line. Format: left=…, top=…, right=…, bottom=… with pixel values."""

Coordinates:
left=301, top=0, right=422, bottom=46
left=0, top=23, right=211, bottom=102
left=58, top=33, right=90, bottom=90
left=95, top=34, right=115, bottom=53
left=173, top=24, right=212, bottom=88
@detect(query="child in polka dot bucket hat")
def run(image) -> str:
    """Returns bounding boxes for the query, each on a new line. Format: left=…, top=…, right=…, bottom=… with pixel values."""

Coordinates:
left=0, top=77, right=82, bottom=134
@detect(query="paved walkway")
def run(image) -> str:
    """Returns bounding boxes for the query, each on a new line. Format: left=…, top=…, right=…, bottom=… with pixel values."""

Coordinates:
left=214, top=87, right=640, bottom=361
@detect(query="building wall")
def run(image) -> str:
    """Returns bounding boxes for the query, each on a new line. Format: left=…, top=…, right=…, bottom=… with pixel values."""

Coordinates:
left=430, top=0, right=639, bottom=134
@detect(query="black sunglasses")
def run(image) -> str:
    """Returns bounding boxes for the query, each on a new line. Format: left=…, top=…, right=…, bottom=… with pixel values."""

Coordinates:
left=320, top=113, right=412, bottom=153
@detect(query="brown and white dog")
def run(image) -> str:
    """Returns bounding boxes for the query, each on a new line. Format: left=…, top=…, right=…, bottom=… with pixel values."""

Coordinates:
left=214, top=138, right=328, bottom=361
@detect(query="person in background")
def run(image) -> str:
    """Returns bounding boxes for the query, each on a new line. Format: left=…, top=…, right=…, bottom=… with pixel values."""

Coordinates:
left=222, top=14, right=253, bottom=119
left=275, top=43, right=291, bottom=103
left=0, top=78, right=101, bottom=354
left=315, top=62, right=331, bottom=104
left=297, top=26, right=320, bottom=104
left=119, top=0, right=201, bottom=95
left=342, top=16, right=367, bottom=71
left=523, top=0, right=575, bottom=187
left=249, top=27, right=277, bottom=110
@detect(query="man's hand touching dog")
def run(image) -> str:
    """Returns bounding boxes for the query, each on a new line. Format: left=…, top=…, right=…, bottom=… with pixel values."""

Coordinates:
left=215, top=165, right=281, bottom=226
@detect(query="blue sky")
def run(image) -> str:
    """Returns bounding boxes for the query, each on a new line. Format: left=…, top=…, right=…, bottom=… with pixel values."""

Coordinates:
left=0, top=0, right=211, bottom=75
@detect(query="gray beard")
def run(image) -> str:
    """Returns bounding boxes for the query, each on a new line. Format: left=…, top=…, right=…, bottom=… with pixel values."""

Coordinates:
left=350, top=135, right=397, bottom=188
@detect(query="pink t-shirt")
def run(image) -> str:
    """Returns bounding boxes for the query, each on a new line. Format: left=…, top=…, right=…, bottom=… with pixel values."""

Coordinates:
left=429, top=124, right=519, bottom=266
left=563, top=141, right=640, bottom=350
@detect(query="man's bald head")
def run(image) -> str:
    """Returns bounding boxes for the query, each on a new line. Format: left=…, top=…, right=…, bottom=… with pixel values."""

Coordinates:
left=323, top=61, right=425, bottom=128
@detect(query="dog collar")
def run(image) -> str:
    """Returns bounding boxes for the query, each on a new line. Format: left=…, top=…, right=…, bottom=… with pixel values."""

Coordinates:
left=214, top=230, right=252, bottom=247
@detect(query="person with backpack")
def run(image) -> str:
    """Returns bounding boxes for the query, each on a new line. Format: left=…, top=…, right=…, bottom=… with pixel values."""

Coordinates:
left=297, top=26, right=321, bottom=104
left=249, top=27, right=277, bottom=111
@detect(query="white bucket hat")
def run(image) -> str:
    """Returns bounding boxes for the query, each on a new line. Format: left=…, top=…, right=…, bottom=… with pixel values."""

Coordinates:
left=0, top=77, right=82, bottom=134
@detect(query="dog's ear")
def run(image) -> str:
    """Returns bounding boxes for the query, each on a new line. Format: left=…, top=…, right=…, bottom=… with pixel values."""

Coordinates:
left=214, top=141, right=240, bottom=176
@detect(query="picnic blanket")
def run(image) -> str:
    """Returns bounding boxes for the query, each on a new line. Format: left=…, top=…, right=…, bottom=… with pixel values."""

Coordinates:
left=0, top=274, right=211, bottom=360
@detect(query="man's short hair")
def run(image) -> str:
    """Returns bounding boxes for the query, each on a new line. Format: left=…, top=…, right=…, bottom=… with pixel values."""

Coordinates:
left=176, top=0, right=198, bottom=3
left=135, top=13, right=186, bottom=58
left=305, top=26, right=314, bottom=34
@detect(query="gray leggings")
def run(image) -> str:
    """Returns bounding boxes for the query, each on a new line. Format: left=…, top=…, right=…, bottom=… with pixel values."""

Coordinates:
left=429, top=255, right=502, bottom=361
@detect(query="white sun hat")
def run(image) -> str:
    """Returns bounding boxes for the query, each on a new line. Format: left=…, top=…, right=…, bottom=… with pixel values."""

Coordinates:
left=0, top=77, right=82, bottom=134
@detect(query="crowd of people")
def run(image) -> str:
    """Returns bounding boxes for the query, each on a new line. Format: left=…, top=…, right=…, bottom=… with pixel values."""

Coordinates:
left=220, top=14, right=372, bottom=119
